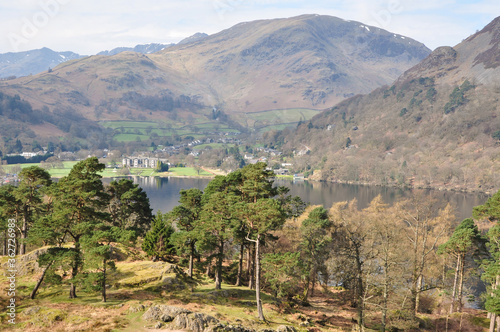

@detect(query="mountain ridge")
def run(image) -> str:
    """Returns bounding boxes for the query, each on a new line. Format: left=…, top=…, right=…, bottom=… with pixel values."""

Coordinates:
left=275, top=15, right=500, bottom=193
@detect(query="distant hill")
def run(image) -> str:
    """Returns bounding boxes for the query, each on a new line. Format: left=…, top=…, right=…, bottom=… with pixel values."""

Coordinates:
left=275, top=16, right=500, bottom=193
left=177, top=32, right=209, bottom=45
left=0, top=43, right=175, bottom=79
left=0, top=14, right=429, bottom=123
left=97, top=43, right=174, bottom=56
left=155, top=14, right=430, bottom=113
left=0, top=47, right=83, bottom=79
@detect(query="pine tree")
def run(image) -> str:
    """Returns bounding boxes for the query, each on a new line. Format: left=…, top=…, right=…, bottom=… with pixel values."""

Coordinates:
left=107, top=178, right=153, bottom=236
left=474, top=190, right=500, bottom=332
left=170, top=188, right=203, bottom=277
left=51, top=157, right=110, bottom=298
left=438, top=218, right=483, bottom=313
left=14, top=166, right=52, bottom=255
left=199, top=176, right=239, bottom=290
left=142, top=212, right=175, bottom=261
left=300, top=206, right=331, bottom=301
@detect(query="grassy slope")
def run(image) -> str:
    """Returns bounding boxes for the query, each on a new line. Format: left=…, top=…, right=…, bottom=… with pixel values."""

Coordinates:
left=0, top=251, right=489, bottom=332
left=2, top=163, right=215, bottom=179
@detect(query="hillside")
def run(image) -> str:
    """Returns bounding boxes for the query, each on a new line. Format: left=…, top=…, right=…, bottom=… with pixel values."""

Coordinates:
left=0, top=47, right=83, bottom=79
left=150, top=14, right=430, bottom=113
left=0, top=14, right=430, bottom=143
left=97, top=43, right=174, bottom=56
left=276, top=16, right=500, bottom=193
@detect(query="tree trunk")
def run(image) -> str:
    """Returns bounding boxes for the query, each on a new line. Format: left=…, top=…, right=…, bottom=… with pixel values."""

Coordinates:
left=188, top=242, right=194, bottom=278
left=20, top=215, right=27, bottom=255
left=302, top=275, right=311, bottom=302
left=355, top=246, right=364, bottom=331
left=246, top=245, right=251, bottom=274
left=382, top=260, right=389, bottom=332
left=255, top=234, right=265, bottom=321
left=69, top=283, right=77, bottom=299
left=235, top=242, right=244, bottom=286
left=490, top=275, right=500, bottom=332
left=311, top=267, right=317, bottom=297
left=415, top=274, right=423, bottom=314
left=102, top=258, right=107, bottom=302
left=30, top=260, right=53, bottom=299
left=490, top=313, right=497, bottom=332
left=450, top=255, right=460, bottom=314
left=69, top=243, right=80, bottom=299
left=457, top=254, right=465, bottom=312
left=215, top=240, right=224, bottom=290
left=249, top=243, right=255, bottom=290
left=206, top=259, right=211, bottom=276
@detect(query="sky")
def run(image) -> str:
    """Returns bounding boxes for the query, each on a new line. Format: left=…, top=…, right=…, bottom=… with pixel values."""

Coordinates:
left=0, top=0, right=498, bottom=55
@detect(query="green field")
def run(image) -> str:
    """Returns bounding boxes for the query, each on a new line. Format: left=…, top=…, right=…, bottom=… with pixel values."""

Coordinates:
left=2, top=162, right=213, bottom=179
left=246, top=108, right=322, bottom=129
left=167, top=167, right=212, bottom=177
left=192, top=143, right=227, bottom=150
left=100, top=120, right=241, bottom=143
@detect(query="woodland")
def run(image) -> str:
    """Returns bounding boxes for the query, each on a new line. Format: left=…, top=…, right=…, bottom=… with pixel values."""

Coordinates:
left=0, top=158, right=499, bottom=331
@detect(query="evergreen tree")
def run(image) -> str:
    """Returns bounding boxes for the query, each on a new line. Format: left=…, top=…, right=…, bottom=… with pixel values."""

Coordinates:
left=170, top=188, right=203, bottom=277
left=300, top=206, right=331, bottom=301
left=474, top=189, right=500, bottom=332
left=142, top=212, right=176, bottom=261
left=14, top=166, right=52, bottom=255
left=237, top=197, right=286, bottom=321
left=107, top=178, right=153, bottom=236
left=199, top=175, right=240, bottom=289
left=0, top=185, right=21, bottom=256
left=51, top=157, right=110, bottom=298
left=81, top=225, right=134, bottom=302
left=438, top=218, right=483, bottom=313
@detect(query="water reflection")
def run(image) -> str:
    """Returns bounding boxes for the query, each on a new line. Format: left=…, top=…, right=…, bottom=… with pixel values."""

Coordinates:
left=104, top=176, right=489, bottom=221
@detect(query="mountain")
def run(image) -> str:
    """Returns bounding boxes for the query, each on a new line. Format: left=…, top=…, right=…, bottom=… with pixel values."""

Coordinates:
left=0, top=43, right=175, bottom=79
left=97, top=43, right=174, bottom=56
left=0, top=15, right=430, bottom=151
left=0, top=47, right=83, bottom=79
left=275, top=16, right=500, bottom=193
left=153, top=14, right=429, bottom=113
left=0, top=15, right=429, bottom=114
left=177, top=32, right=209, bottom=45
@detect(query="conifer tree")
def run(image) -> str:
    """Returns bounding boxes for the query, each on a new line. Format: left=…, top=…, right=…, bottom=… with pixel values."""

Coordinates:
left=14, top=166, right=52, bottom=254
left=300, top=206, right=331, bottom=301
left=142, top=211, right=176, bottom=261
left=51, top=157, right=110, bottom=298
left=170, top=188, right=203, bottom=277
left=107, top=178, right=153, bottom=236
left=0, top=185, right=21, bottom=255
left=438, top=218, right=483, bottom=313
left=474, top=190, right=500, bottom=332
left=198, top=174, right=240, bottom=290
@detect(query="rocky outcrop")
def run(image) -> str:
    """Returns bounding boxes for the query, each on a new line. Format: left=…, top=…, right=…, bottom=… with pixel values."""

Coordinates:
left=1, top=248, right=47, bottom=277
left=276, top=326, right=297, bottom=332
left=142, top=305, right=191, bottom=322
left=141, top=304, right=297, bottom=332
left=172, top=312, right=218, bottom=332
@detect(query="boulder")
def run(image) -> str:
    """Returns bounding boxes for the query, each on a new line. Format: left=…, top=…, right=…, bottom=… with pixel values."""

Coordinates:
left=2, top=248, right=48, bottom=277
left=142, top=305, right=191, bottom=322
left=276, top=326, right=297, bottom=332
left=22, top=306, right=41, bottom=316
left=206, top=324, right=256, bottom=332
left=172, top=312, right=219, bottom=332
left=128, top=304, right=146, bottom=313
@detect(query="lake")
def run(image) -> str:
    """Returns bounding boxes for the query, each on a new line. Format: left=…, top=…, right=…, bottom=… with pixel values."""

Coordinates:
left=104, top=176, right=490, bottom=221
